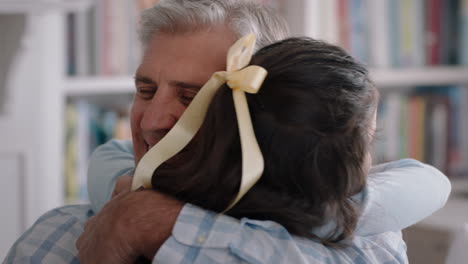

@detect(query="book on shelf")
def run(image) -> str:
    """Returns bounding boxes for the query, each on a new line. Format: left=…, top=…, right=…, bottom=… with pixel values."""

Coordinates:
left=462, top=0, right=468, bottom=65
left=375, top=86, right=468, bottom=178
left=387, top=0, right=401, bottom=67
left=399, top=0, right=425, bottom=67
left=440, top=0, right=460, bottom=65
left=407, top=96, right=426, bottom=161
left=75, top=7, right=90, bottom=75
left=64, top=100, right=131, bottom=203
left=348, top=0, right=369, bottom=64
left=279, top=0, right=467, bottom=69
left=367, top=0, right=390, bottom=68
left=66, top=0, right=143, bottom=76
left=460, top=87, right=468, bottom=175
left=337, top=0, right=350, bottom=51
left=64, top=104, right=78, bottom=202
left=425, top=0, right=442, bottom=65
left=66, top=13, right=76, bottom=75
left=410, top=0, right=425, bottom=67
left=66, top=0, right=468, bottom=71
left=398, top=95, right=409, bottom=158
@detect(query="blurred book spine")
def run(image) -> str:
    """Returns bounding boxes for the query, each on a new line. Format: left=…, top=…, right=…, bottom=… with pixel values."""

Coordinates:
left=367, top=0, right=390, bottom=68
left=66, top=0, right=144, bottom=76
left=64, top=100, right=131, bottom=203
left=375, top=86, right=468, bottom=177
left=425, top=0, right=442, bottom=65
left=337, top=0, right=350, bottom=51
left=462, top=0, right=468, bottom=65
left=388, top=0, right=401, bottom=67
left=288, top=0, right=467, bottom=68
left=348, top=0, right=369, bottom=64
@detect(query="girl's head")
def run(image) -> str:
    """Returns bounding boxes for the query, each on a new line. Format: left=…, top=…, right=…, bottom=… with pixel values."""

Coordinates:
left=153, top=37, right=378, bottom=244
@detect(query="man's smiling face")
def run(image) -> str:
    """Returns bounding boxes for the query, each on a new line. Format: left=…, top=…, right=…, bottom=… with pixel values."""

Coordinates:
left=131, top=27, right=237, bottom=164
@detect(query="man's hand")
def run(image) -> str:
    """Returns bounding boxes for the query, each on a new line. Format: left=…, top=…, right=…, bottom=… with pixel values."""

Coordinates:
left=76, top=190, right=183, bottom=263
left=112, top=175, right=133, bottom=198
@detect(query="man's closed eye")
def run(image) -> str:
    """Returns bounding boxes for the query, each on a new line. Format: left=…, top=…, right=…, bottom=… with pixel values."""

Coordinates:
left=137, top=87, right=157, bottom=100
left=177, top=87, right=199, bottom=106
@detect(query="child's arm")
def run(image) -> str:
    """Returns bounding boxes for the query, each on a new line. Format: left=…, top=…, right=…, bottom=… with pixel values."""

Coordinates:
left=354, top=158, right=452, bottom=236
left=87, top=139, right=135, bottom=213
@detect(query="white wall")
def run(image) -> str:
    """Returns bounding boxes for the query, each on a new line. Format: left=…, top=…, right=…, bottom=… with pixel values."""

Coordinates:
left=0, top=10, right=65, bottom=258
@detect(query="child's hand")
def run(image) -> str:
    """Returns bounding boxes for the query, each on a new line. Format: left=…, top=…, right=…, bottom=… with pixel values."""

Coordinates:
left=112, top=175, right=133, bottom=198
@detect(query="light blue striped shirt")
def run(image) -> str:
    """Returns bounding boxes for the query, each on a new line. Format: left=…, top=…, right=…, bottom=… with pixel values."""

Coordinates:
left=4, top=139, right=451, bottom=263
left=4, top=204, right=407, bottom=264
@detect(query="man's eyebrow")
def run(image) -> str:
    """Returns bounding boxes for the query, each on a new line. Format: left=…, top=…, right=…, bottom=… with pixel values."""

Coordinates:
left=134, top=75, right=155, bottom=84
left=170, top=80, right=203, bottom=90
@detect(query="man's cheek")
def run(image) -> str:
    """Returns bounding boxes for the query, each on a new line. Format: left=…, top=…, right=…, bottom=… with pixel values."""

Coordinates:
left=130, top=106, right=146, bottom=163
left=130, top=103, right=144, bottom=132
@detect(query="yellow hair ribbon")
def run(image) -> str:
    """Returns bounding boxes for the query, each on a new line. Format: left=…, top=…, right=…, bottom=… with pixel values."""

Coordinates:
left=131, top=34, right=267, bottom=211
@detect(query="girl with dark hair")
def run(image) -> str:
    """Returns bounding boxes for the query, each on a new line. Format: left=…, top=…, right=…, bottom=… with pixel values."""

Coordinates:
left=143, top=36, right=450, bottom=245
left=77, top=36, right=450, bottom=263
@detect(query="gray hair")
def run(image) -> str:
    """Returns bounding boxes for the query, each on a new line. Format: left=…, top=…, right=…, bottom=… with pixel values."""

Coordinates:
left=138, top=0, right=290, bottom=51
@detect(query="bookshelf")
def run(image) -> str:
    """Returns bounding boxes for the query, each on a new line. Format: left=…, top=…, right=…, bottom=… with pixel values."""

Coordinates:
left=0, top=0, right=92, bottom=13
left=61, top=0, right=468, bottom=205
left=273, top=1, right=468, bottom=263
left=62, top=68, right=468, bottom=97
left=276, top=0, right=468, bottom=180
left=1, top=0, right=467, bottom=259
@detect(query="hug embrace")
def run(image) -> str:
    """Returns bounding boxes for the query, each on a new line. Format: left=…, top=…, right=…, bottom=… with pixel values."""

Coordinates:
left=5, top=1, right=450, bottom=263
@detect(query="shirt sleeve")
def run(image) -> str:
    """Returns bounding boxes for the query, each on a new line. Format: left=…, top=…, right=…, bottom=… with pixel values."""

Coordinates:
left=3, top=205, right=92, bottom=264
left=355, top=158, right=452, bottom=236
left=154, top=204, right=316, bottom=264
left=87, top=139, right=135, bottom=213
left=154, top=204, right=408, bottom=264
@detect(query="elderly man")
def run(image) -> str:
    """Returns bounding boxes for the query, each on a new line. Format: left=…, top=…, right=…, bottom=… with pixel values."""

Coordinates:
left=5, top=0, right=449, bottom=263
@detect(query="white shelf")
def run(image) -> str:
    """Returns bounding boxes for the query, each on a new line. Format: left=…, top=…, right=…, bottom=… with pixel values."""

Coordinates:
left=371, top=67, right=468, bottom=89
left=0, top=0, right=92, bottom=13
left=65, top=67, right=468, bottom=96
left=65, top=76, right=135, bottom=95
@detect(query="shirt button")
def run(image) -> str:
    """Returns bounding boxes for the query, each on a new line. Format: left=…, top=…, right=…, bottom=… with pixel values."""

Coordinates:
left=197, top=235, right=206, bottom=244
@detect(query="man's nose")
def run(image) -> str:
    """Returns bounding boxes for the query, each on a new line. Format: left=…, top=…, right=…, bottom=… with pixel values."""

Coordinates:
left=140, top=88, right=179, bottom=133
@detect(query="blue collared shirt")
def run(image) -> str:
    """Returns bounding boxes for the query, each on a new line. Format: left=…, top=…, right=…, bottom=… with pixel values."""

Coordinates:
left=4, top=140, right=451, bottom=263
left=4, top=203, right=408, bottom=264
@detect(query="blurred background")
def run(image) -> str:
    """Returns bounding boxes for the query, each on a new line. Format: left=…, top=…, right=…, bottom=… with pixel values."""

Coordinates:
left=0, top=0, right=467, bottom=263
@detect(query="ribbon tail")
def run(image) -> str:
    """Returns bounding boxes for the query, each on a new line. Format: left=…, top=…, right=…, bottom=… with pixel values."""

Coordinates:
left=223, top=90, right=264, bottom=212
left=132, top=72, right=228, bottom=190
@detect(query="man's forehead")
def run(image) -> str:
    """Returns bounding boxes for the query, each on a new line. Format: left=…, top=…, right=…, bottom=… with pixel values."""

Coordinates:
left=137, top=57, right=224, bottom=81
left=135, top=60, right=223, bottom=89
left=138, top=30, right=236, bottom=83
left=145, top=27, right=237, bottom=56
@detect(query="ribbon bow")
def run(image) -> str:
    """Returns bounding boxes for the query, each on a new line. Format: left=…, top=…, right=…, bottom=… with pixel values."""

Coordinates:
left=132, top=34, right=267, bottom=211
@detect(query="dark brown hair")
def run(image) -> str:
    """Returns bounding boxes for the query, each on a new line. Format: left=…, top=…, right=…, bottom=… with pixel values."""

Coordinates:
left=152, top=37, right=378, bottom=245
